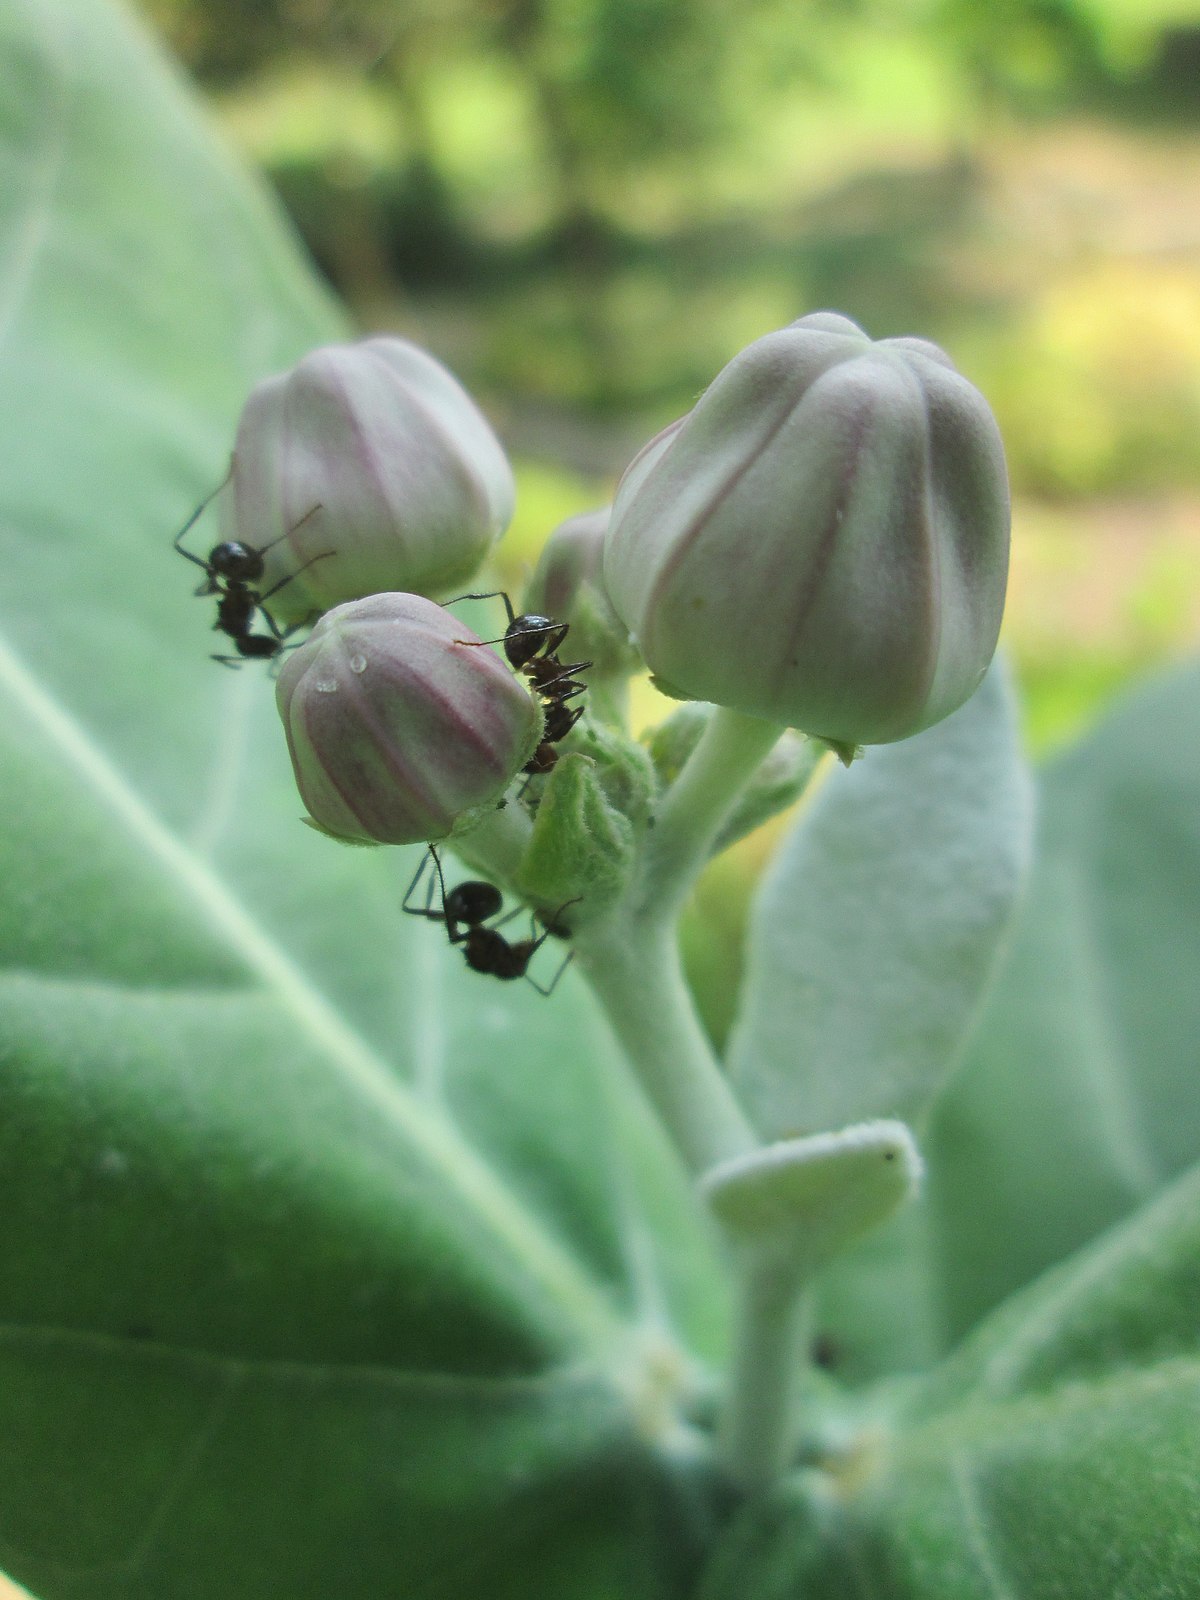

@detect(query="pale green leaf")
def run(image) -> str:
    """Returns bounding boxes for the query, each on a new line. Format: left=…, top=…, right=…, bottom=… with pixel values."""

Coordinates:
left=728, top=660, right=1033, bottom=1140
left=799, top=660, right=1200, bottom=1386
left=701, top=1157, right=1200, bottom=1599
left=923, top=659, right=1200, bottom=1344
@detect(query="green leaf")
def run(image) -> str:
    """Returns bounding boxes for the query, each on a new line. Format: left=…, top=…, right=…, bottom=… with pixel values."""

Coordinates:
left=801, top=659, right=1200, bottom=1389
left=922, top=659, right=1200, bottom=1345
left=728, top=660, right=1033, bottom=1139
left=916, top=1158, right=1200, bottom=1413
left=700, top=1158, right=1200, bottom=1600
left=0, top=1, right=723, bottom=1594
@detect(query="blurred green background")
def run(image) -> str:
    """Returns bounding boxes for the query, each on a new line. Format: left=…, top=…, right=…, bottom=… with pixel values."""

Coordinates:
left=132, top=0, right=1200, bottom=1045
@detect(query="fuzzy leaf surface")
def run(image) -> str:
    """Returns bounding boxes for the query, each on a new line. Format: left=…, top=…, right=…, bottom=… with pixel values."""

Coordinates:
left=701, top=1158, right=1200, bottom=1600
left=806, top=659, right=1200, bottom=1386
left=0, top=2, right=722, bottom=1595
left=728, top=661, right=1033, bottom=1139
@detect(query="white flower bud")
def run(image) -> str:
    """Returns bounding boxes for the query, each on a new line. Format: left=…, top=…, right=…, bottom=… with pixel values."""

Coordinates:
left=224, top=337, right=515, bottom=624
left=276, top=593, right=541, bottom=846
left=603, top=312, right=1010, bottom=745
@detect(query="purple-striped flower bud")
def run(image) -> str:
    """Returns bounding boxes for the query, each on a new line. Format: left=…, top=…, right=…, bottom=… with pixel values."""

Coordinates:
left=276, top=593, right=542, bottom=846
left=603, top=312, right=1010, bottom=745
left=224, top=336, right=515, bottom=624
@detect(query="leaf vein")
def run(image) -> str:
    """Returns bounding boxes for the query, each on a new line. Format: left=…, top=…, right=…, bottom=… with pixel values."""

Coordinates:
left=0, top=627, right=621, bottom=1358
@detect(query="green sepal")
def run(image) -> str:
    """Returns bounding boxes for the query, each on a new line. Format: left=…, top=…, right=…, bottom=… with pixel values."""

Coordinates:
left=575, top=716, right=659, bottom=830
left=647, top=671, right=699, bottom=704
left=299, top=816, right=382, bottom=848
left=814, top=735, right=862, bottom=768
left=515, top=752, right=638, bottom=921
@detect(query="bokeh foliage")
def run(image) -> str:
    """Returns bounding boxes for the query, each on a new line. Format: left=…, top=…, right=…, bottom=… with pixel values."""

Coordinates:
left=137, top=0, right=1200, bottom=759
left=133, top=0, right=1200, bottom=1047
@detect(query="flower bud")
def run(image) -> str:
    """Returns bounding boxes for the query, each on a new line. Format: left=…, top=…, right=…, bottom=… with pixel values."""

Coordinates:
left=276, top=592, right=541, bottom=846
left=523, top=508, right=640, bottom=678
left=603, top=312, right=1010, bottom=745
left=224, top=336, right=515, bottom=624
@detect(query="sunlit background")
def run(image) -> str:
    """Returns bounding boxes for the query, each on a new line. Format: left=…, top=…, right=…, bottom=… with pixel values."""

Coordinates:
left=105, top=0, right=1200, bottom=1052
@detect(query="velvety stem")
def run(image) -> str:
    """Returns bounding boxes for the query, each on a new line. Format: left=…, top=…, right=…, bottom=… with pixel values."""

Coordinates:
left=574, top=922, right=756, bottom=1176
left=718, top=1256, right=807, bottom=1490
left=639, top=707, right=783, bottom=921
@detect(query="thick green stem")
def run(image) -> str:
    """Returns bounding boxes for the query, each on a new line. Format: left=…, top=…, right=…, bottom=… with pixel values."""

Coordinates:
left=574, top=923, right=756, bottom=1176
left=640, top=707, right=783, bottom=921
left=718, top=1257, right=807, bottom=1490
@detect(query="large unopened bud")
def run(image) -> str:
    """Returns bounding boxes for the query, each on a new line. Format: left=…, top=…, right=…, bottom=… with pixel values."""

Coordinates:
left=603, top=312, right=1010, bottom=745
left=276, top=593, right=541, bottom=845
left=224, top=337, right=514, bottom=624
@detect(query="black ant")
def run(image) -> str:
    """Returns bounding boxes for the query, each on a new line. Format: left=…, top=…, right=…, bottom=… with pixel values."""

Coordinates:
left=402, top=846, right=578, bottom=996
left=452, top=589, right=571, bottom=669
left=173, top=481, right=331, bottom=666
left=451, top=590, right=590, bottom=778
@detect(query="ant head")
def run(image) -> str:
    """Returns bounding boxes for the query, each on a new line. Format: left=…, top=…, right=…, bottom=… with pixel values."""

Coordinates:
left=209, top=541, right=264, bottom=582
left=445, top=880, right=503, bottom=927
left=504, top=614, right=566, bottom=669
left=539, top=896, right=583, bottom=940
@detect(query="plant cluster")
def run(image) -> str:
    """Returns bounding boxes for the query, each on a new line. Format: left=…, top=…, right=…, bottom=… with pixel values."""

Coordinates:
left=179, top=309, right=1012, bottom=1491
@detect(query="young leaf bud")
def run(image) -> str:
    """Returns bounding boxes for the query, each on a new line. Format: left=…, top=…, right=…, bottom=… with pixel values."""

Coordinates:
left=603, top=312, right=1010, bottom=746
left=224, top=336, right=515, bottom=624
left=515, top=753, right=636, bottom=922
left=523, top=508, right=641, bottom=678
left=276, top=593, right=542, bottom=846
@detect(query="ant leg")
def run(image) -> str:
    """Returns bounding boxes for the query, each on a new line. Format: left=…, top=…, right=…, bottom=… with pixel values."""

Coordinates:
left=402, top=847, right=440, bottom=918
left=525, top=948, right=575, bottom=998
left=445, top=590, right=517, bottom=624
left=265, top=634, right=313, bottom=679
left=252, top=501, right=325, bottom=562
left=255, top=542, right=334, bottom=612
left=522, top=896, right=581, bottom=994
left=210, top=654, right=244, bottom=669
left=528, top=663, right=592, bottom=700
left=550, top=706, right=585, bottom=736
left=537, top=896, right=583, bottom=941
left=172, top=466, right=232, bottom=566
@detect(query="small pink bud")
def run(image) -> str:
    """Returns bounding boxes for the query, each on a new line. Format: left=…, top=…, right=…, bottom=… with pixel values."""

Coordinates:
left=224, top=337, right=515, bottom=624
left=275, top=593, right=542, bottom=846
left=603, top=312, right=1010, bottom=745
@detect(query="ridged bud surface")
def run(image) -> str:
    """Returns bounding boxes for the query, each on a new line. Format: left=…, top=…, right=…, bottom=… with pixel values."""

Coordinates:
left=603, top=312, right=1010, bottom=744
left=224, top=336, right=515, bottom=623
left=276, top=593, right=541, bottom=845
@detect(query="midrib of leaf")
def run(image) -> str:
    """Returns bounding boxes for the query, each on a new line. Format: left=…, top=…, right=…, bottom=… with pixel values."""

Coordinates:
left=0, top=629, right=623, bottom=1359
left=907, top=1353, right=1200, bottom=1453
left=0, top=1322, right=603, bottom=1397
